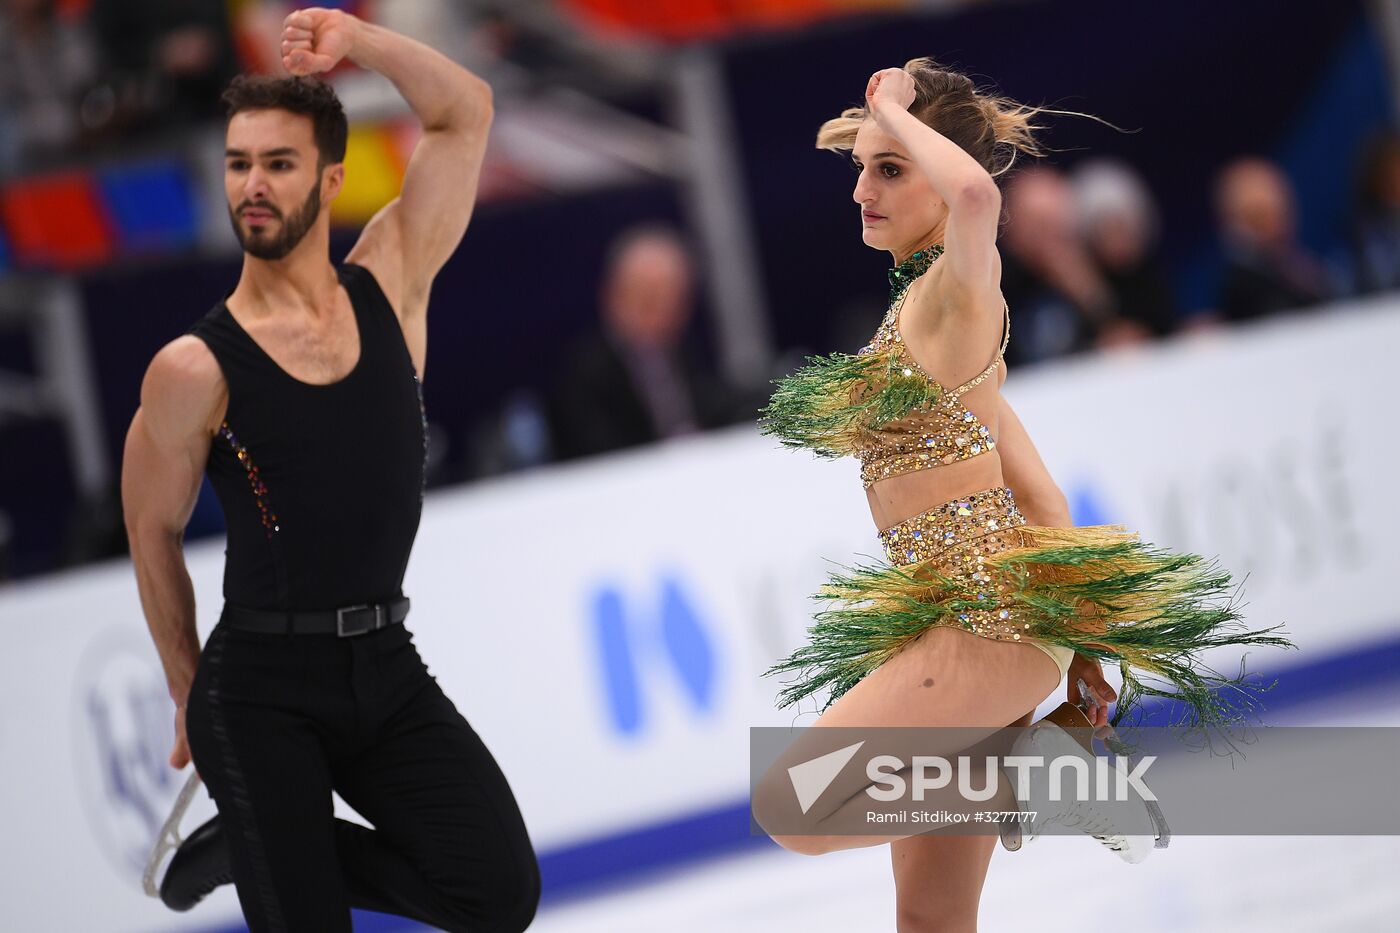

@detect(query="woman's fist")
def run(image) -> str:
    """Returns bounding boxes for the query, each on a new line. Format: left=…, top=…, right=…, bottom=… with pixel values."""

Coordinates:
left=865, top=67, right=916, bottom=115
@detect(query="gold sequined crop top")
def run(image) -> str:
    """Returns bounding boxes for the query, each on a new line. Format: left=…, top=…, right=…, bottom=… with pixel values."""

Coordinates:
left=759, top=243, right=1010, bottom=488
left=856, top=280, right=1008, bottom=486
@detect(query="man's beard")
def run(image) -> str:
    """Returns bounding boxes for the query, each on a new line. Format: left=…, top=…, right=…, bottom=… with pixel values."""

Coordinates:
left=230, top=183, right=321, bottom=260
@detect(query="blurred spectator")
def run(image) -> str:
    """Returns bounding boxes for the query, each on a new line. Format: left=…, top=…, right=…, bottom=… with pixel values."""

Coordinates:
left=999, top=166, right=1114, bottom=365
left=549, top=225, right=744, bottom=460
left=1213, top=156, right=1331, bottom=321
left=0, top=0, right=236, bottom=174
left=1347, top=132, right=1400, bottom=296
left=0, top=0, right=98, bottom=174
left=84, top=0, right=238, bottom=138
left=1072, top=158, right=1178, bottom=345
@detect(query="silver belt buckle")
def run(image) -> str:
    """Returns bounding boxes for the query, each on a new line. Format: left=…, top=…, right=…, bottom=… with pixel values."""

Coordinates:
left=336, top=604, right=383, bottom=637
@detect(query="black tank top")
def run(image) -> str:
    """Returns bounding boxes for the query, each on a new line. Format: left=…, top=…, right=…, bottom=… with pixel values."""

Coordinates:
left=189, top=263, right=425, bottom=611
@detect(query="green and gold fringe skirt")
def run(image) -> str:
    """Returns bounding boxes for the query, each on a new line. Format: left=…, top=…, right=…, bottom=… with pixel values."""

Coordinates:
left=766, top=487, right=1294, bottom=739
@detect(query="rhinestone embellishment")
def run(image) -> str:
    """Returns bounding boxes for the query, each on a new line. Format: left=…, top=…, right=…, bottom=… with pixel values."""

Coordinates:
left=887, top=243, right=945, bottom=299
left=219, top=421, right=279, bottom=537
left=878, top=487, right=1030, bottom=640
left=414, top=373, right=428, bottom=499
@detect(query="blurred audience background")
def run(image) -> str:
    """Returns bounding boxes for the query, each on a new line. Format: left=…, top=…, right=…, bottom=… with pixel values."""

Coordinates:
left=0, top=0, right=236, bottom=175
left=1211, top=156, right=1333, bottom=323
left=548, top=225, right=751, bottom=462
left=1346, top=131, right=1400, bottom=296
left=0, top=0, right=1395, bottom=582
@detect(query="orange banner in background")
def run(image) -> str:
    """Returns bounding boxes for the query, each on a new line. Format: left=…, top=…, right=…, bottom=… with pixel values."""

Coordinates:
left=559, top=0, right=908, bottom=41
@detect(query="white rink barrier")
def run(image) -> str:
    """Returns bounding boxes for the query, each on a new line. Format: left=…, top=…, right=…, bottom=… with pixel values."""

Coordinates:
left=1, top=295, right=1396, bottom=931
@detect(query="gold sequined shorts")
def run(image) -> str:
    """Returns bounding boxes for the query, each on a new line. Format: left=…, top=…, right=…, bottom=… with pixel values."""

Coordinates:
left=879, top=486, right=1075, bottom=681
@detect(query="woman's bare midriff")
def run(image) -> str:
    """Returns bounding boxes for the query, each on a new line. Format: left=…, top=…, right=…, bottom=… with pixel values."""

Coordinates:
left=865, top=449, right=1007, bottom=532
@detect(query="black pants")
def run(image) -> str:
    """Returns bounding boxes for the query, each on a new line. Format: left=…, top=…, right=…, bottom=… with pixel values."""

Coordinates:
left=185, top=616, right=539, bottom=932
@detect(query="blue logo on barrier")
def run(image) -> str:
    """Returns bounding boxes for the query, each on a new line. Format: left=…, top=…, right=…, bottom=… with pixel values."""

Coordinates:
left=1069, top=481, right=1115, bottom=526
left=73, top=630, right=186, bottom=879
left=591, top=575, right=719, bottom=736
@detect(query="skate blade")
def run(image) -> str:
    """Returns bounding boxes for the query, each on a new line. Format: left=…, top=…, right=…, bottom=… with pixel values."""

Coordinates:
left=1145, top=797, right=1171, bottom=849
left=141, top=771, right=203, bottom=897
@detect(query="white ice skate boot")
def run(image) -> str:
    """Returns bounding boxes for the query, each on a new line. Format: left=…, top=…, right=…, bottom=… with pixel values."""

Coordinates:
left=997, top=702, right=1170, bottom=863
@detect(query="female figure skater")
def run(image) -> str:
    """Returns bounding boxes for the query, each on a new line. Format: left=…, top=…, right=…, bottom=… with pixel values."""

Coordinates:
left=753, top=59, right=1292, bottom=929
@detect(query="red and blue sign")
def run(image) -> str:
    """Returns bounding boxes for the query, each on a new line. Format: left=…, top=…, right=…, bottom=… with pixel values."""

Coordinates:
left=0, top=160, right=200, bottom=272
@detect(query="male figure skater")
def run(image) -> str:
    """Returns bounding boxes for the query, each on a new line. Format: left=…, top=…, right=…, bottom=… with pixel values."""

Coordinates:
left=122, top=8, right=538, bottom=930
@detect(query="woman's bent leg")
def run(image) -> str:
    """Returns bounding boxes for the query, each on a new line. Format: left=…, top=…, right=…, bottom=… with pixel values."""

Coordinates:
left=887, top=710, right=1036, bottom=933
left=754, top=628, right=1059, bottom=854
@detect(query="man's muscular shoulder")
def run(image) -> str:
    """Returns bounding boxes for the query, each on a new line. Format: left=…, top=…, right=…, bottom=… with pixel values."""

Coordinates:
left=141, top=336, right=228, bottom=444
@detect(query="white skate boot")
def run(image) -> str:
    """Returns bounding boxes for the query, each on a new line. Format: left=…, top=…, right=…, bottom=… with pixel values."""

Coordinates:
left=997, top=702, right=1170, bottom=863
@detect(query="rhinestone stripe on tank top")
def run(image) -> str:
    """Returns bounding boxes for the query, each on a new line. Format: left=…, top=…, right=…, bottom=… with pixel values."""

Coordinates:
left=855, top=243, right=1008, bottom=487
left=219, top=421, right=280, bottom=537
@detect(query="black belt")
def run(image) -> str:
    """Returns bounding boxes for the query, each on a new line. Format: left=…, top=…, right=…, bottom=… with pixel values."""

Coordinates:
left=222, top=597, right=411, bottom=637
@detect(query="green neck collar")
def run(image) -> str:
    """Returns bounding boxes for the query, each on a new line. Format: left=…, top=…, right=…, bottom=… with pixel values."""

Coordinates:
left=887, top=243, right=945, bottom=299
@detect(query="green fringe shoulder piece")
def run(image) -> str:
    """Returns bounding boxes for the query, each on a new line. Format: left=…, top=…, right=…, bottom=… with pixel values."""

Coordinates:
left=758, top=347, right=942, bottom=458
left=765, top=528, right=1296, bottom=747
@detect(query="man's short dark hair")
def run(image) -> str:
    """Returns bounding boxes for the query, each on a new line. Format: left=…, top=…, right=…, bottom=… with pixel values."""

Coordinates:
left=221, top=75, right=349, bottom=166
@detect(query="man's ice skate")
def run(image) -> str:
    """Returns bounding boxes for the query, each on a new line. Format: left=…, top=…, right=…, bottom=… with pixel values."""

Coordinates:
left=143, top=772, right=233, bottom=910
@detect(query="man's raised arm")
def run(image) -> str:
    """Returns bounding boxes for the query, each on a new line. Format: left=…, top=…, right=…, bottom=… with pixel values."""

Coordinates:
left=283, top=7, right=494, bottom=317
